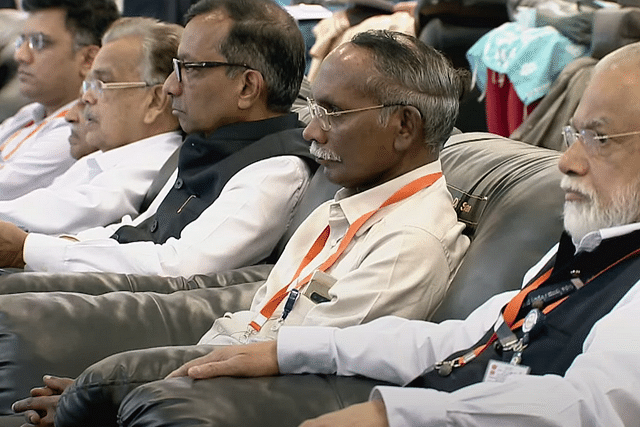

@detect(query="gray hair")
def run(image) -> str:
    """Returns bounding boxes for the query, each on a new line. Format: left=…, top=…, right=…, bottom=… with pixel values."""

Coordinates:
left=350, top=30, right=469, bottom=154
left=102, top=17, right=183, bottom=85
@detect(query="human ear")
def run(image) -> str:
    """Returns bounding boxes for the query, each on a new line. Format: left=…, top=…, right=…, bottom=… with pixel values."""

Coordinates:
left=78, top=45, right=100, bottom=79
left=237, top=69, right=265, bottom=110
left=393, top=105, right=423, bottom=152
left=142, top=85, right=170, bottom=124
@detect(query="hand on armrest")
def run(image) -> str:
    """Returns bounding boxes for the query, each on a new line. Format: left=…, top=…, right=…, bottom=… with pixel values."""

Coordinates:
left=167, top=341, right=279, bottom=380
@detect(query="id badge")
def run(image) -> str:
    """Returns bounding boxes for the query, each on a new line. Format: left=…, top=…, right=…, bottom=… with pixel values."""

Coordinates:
left=483, top=360, right=530, bottom=383
left=303, top=270, right=336, bottom=303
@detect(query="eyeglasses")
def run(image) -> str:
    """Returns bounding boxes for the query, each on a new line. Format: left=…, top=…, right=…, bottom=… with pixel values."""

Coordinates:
left=562, top=125, right=640, bottom=154
left=15, top=33, right=54, bottom=52
left=306, top=98, right=412, bottom=131
left=82, top=79, right=151, bottom=97
left=172, top=58, right=254, bottom=83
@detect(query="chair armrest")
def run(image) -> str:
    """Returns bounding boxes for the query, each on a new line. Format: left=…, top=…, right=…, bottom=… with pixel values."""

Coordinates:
left=0, top=282, right=261, bottom=414
left=57, top=343, right=384, bottom=427
left=0, top=264, right=273, bottom=295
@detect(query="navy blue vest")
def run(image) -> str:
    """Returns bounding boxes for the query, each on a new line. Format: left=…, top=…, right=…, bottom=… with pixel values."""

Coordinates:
left=111, top=114, right=316, bottom=245
left=408, top=230, right=640, bottom=392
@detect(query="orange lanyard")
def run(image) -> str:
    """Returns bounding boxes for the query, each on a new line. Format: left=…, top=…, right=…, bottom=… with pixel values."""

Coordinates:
left=249, top=172, right=443, bottom=332
left=0, top=109, right=69, bottom=162
left=450, top=246, right=640, bottom=368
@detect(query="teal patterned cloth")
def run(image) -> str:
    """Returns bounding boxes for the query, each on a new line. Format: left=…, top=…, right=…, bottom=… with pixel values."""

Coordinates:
left=466, top=22, right=588, bottom=105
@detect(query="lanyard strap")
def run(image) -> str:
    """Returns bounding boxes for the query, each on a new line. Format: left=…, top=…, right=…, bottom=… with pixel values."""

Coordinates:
left=249, top=171, right=443, bottom=332
left=450, top=245, right=640, bottom=368
left=0, top=109, right=69, bottom=161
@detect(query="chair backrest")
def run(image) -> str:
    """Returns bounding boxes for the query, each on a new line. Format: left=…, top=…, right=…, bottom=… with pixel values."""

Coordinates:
left=269, top=167, right=341, bottom=261
left=433, top=132, right=565, bottom=321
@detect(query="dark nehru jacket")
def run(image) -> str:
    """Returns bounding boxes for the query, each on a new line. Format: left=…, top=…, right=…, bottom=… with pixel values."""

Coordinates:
left=409, top=229, right=640, bottom=392
left=111, top=113, right=316, bottom=245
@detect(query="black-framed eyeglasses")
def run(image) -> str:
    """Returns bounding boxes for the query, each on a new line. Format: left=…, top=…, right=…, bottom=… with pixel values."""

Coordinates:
left=172, top=58, right=254, bottom=83
left=82, top=78, right=152, bottom=97
left=562, top=125, right=640, bottom=155
left=15, top=33, right=54, bottom=52
left=306, top=97, right=414, bottom=131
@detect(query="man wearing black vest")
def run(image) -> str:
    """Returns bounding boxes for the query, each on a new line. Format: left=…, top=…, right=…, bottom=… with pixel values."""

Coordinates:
left=103, top=42, right=640, bottom=425
left=0, top=0, right=315, bottom=277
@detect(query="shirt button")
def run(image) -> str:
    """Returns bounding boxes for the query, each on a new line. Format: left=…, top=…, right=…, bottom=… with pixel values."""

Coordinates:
left=174, top=178, right=184, bottom=189
left=150, top=220, right=158, bottom=233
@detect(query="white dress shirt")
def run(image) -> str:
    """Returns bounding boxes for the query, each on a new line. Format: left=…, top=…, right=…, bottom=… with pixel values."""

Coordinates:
left=0, top=102, right=75, bottom=200
left=0, top=131, right=182, bottom=234
left=23, top=155, right=311, bottom=277
left=198, top=161, right=470, bottom=344
left=277, top=222, right=640, bottom=427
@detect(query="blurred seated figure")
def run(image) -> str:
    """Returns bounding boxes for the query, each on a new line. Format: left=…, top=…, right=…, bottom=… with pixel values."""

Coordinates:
left=0, top=0, right=120, bottom=200
left=0, top=9, right=29, bottom=124
left=0, top=17, right=183, bottom=235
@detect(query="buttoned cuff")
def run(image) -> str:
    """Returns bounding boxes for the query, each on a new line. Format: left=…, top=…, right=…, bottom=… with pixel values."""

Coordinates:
left=23, top=232, right=73, bottom=272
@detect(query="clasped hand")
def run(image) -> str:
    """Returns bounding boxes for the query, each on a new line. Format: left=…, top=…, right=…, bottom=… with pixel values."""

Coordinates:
left=0, top=220, right=27, bottom=268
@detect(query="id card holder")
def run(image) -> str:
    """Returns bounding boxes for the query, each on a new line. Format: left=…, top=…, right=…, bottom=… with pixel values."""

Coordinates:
left=483, top=360, right=530, bottom=383
left=303, top=270, right=336, bottom=303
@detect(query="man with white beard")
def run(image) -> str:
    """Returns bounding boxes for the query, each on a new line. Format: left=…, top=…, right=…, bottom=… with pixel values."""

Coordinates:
left=59, top=41, right=640, bottom=427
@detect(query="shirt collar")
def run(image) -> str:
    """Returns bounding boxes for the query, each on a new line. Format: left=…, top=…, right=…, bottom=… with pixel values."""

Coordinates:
left=574, top=222, right=640, bottom=253
left=90, top=131, right=182, bottom=171
left=333, top=160, right=443, bottom=228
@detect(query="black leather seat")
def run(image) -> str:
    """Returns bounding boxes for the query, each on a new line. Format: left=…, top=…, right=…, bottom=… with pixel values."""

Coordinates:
left=0, top=132, right=564, bottom=423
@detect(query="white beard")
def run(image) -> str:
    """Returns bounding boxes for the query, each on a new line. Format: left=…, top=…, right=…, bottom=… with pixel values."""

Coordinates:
left=562, top=176, right=640, bottom=242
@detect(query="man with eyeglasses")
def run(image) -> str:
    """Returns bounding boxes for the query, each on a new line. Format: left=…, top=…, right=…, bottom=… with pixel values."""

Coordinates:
left=0, top=17, right=183, bottom=235
left=0, top=0, right=315, bottom=277
left=12, top=28, right=472, bottom=426
left=0, top=0, right=119, bottom=200
left=84, top=41, right=640, bottom=427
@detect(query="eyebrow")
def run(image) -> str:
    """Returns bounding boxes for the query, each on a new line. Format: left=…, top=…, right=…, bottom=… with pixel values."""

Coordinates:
left=91, top=70, right=115, bottom=81
left=571, top=117, right=608, bottom=130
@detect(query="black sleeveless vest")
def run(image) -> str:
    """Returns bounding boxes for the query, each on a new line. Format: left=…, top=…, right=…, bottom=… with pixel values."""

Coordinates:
left=111, top=114, right=316, bottom=244
left=408, top=229, right=640, bottom=392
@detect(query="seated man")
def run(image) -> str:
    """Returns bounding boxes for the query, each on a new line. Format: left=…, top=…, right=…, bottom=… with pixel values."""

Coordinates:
left=0, top=0, right=119, bottom=200
left=13, top=28, right=472, bottom=426
left=0, top=0, right=316, bottom=277
left=54, top=40, right=640, bottom=427
left=0, top=17, right=182, bottom=235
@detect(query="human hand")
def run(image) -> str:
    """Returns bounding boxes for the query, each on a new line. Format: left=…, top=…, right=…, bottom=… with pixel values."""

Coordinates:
left=12, top=375, right=74, bottom=427
left=166, top=341, right=279, bottom=380
left=0, top=221, right=27, bottom=268
left=299, top=401, right=389, bottom=427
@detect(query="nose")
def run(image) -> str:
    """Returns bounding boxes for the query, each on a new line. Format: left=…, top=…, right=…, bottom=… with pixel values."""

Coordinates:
left=558, top=137, right=589, bottom=177
left=81, top=88, right=98, bottom=105
left=14, top=41, right=33, bottom=63
left=303, top=116, right=327, bottom=144
left=163, top=71, right=182, bottom=97
left=65, top=101, right=83, bottom=124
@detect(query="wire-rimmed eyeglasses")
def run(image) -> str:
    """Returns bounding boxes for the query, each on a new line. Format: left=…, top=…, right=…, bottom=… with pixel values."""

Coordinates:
left=562, top=125, right=640, bottom=154
left=81, top=79, right=152, bottom=97
left=172, top=58, right=254, bottom=83
left=15, top=33, right=53, bottom=52
left=306, top=97, right=413, bottom=131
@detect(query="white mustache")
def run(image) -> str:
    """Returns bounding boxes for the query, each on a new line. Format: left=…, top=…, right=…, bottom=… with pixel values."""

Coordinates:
left=560, top=176, right=593, bottom=202
left=310, top=140, right=341, bottom=162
